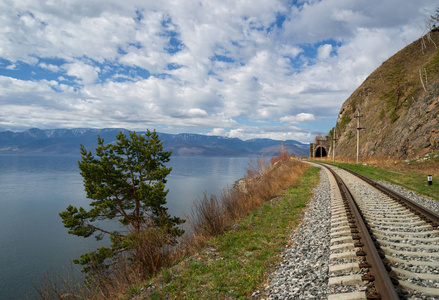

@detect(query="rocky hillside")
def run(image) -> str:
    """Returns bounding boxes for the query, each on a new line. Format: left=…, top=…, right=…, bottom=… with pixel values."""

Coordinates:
left=334, top=29, right=439, bottom=159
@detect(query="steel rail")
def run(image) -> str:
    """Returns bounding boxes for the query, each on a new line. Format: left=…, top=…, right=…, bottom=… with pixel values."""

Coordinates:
left=335, top=165, right=439, bottom=227
left=314, top=162, right=400, bottom=299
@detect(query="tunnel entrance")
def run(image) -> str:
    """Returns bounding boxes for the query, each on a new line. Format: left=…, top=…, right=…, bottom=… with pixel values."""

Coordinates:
left=314, top=146, right=327, bottom=158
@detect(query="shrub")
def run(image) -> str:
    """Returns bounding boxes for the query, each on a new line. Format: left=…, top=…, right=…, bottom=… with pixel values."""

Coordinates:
left=271, top=143, right=292, bottom=165
left=389, top=109, right=399, bottom=123
left=191, top=193, right=227, bottom=236
left=339, top=112, right=351, bottom=130
left=348, top=130, right=354, bottom=139
left=379, top=108, right=385, bottom=120
left=188, top=157, right=307, bottom=243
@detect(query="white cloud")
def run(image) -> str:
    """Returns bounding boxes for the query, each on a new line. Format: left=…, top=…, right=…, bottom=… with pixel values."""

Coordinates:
left=225, top=124, right=310, bottom=142
left=317, top=44, right=333, bottom=60
left=172, top=108, right=208, bottom=119
left=330, top=8, right=368, bottom=24
left=281, top=113, right=316, bottom=123
left=62, top=61, right=100, bottom=84
left=0, top=0, right=437, bottom=141
left=5, top=63, right=17, bottom=70
left=208, top=128, right=226, bottom=136
left=282, top=0, right=435, bottom=43
left=279, top=45, right=303, bottom=58
left=39, top=63, right=60, bottom=72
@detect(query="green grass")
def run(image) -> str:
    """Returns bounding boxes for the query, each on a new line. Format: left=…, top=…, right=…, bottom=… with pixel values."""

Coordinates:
left=327, top=161, right=439, bottom=201
left=139, top=165, right=321, bottom=299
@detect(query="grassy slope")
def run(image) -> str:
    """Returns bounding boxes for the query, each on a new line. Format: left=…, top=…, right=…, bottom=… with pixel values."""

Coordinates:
left=127, top=165, right=321, bottom=299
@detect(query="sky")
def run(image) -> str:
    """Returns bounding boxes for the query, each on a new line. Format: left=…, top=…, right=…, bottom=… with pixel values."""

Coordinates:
left=0, top=0, right=437, bottom=143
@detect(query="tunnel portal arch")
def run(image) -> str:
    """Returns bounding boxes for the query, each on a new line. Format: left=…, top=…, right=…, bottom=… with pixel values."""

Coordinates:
left=309, top=135, right=331, bottom=158
left=314, top=145, right=328, bottom=157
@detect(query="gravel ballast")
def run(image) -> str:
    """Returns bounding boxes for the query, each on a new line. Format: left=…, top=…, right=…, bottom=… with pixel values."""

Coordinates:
left=378, top=181, right=439, bottom=214
left=258, top=168, right=331, bottom=299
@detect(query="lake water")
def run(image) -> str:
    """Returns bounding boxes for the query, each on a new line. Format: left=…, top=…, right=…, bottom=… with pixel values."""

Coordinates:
left=0, top=154, right=251, bottom=299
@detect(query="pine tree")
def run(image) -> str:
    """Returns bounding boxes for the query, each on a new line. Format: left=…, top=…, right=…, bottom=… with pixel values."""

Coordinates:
left=59, top=130, right=184, bottom=273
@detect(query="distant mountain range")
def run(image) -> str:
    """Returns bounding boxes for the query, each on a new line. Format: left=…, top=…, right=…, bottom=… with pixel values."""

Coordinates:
left=0, top=128, right=309, bottom=157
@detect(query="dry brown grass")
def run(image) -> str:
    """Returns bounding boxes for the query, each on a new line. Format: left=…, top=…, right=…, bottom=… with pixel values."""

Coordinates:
left=187, top=155, right=307, bottom=246
left=84, top=258, right=145, bottom=299
left=36, top=220, right=181, bottom=299
left=89, top=218, right=187, bottom=299
left=190, top=193, right=228, bottom=236
left=187, top=148, right=306, bottom=247
left=221, top=186, right=247, bottom=220
left=246, top=156, right=270, bottom=178
left=34, top=265, right=86, bottom=300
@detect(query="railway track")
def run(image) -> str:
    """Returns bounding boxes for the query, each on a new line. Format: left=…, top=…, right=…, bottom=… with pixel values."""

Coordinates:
left=312, top=162, right=439, bottom=300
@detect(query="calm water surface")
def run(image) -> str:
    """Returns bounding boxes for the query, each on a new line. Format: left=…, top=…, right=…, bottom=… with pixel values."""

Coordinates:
left=0, top=154, right=250, bottom=299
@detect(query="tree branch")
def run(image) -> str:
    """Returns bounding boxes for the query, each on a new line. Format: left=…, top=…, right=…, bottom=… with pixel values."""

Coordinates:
left=81, top=221, right=113, bottom=236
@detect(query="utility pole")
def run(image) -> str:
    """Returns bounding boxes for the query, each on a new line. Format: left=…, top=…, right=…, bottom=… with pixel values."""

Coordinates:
left=332, top=126, right=338, bottom=162
left=354, top=111, right=365, bottom=164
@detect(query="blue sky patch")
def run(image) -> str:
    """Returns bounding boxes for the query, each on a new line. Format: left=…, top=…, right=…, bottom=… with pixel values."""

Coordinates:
left=0, top=58, right=61, bottom=82
left=212, top=54, right=235, bottom=63
left=161, top=17, right=185, bottom=54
